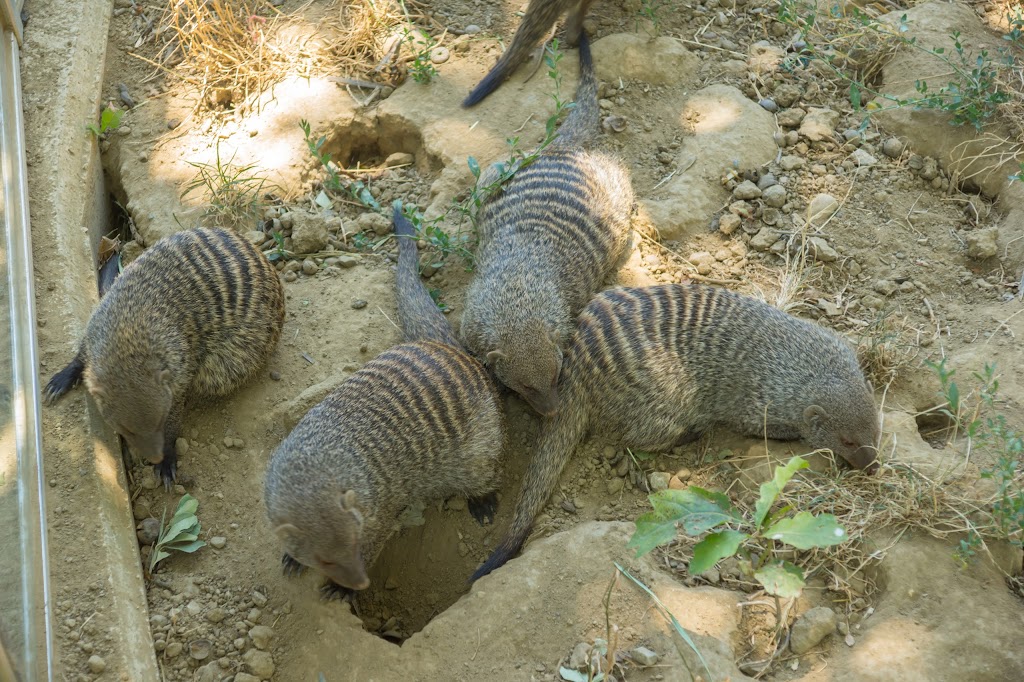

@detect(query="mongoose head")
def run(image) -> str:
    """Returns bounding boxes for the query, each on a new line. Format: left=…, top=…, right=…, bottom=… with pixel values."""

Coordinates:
left=84, top=365, right=172, bottom=465
left=802, top=383, right=880, bottom=473
left=272, top=489, right=370, bottom=590
left=487, top=321, right=562, bottom=416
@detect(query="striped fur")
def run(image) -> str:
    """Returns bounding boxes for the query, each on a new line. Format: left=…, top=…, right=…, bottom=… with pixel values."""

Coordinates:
left=44, top=228, right=285, bottom=487
left=472, top=284, right=880, bottom=580
left=463, top=0, right=595, bottom=107
left=460, top=32, right=635, bottom=417
left=264, top=223, right=506, bottom=592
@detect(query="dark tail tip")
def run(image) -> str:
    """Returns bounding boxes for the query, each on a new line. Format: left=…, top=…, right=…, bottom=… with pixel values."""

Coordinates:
left=462, top=68, right=505, bottom=108
left=468, top=537, right=523, bottom=583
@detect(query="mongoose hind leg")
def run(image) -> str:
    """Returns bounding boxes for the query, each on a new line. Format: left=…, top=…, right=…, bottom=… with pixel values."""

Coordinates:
left=673, top=428, right=704, bottom=447
left=468, top=491, right=499, bottom=526
left=281, top=553, right=306, bottom=577
left=44, top=351, right=85, bottom=404
left=563, top=0, right=596, bottom=45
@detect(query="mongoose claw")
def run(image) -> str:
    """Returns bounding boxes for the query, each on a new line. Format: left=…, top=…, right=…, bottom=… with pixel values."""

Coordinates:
left=319, top=581, right=356, bottom=604
left=467, top=491, right=499, bottom=526
left=156, top=459, right=177, bottom=491
left=43, top=355, right=85, bottom=405
left=281, top=553, right=306, bottom=577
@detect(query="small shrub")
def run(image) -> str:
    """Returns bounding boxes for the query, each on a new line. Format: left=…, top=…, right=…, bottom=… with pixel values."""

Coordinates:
left=628, top=456, right=849, bottom=598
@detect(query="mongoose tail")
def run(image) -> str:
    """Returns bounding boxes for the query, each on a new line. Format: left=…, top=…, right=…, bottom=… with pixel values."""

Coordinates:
left=392, top=204, right=460, bottom=347
left=462, top=0, right=594, bottom=108
left=470, top=399, right=587, bottom=581
left=548, top=30, right=599, bottom=149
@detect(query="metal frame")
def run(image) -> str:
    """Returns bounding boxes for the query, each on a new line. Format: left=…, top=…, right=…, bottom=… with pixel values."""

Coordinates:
left=1, top=0, right=53, bottom=677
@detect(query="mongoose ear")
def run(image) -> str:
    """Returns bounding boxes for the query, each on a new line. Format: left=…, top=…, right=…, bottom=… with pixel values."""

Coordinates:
left=157, top=369, right=172, bottom=387
left=273, top=523, right=301, bottom=543
left=486, top=350, right=505, bottom=365
left=804, top=405, right=828, bottom=426
left=339, top=489, right=358, bottom=511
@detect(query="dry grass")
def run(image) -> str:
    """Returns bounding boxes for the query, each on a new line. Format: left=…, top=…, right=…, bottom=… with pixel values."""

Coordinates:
left=855, top=309, right=921, bottom=387
left=141, top=0, right=436, bottom=112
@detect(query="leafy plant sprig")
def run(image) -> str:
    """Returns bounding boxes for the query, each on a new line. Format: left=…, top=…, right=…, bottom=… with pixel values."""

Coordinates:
left=299, top=119, right=379, bottom=210
left=87, top=106, right=124, bottom=137
left=628, top=456, right=849, bottom=598
left=149, top=494, right=206, bottom=575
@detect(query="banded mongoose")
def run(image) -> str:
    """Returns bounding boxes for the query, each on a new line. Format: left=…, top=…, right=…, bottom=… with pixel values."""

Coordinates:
left=472, top=283, right=881, bottom=580
left=459, top=31, right=635, bottom=417
left=463, top=0, right=595, bottom=107
left=44, top=228, right=285, bottom=489
left=264, top=204, right=506, bottom=595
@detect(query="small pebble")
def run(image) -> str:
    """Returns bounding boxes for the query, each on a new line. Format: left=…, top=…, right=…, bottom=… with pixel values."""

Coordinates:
left=87, top=655, right=106, bottom=674
left=251, top=591, right=268, bottom=607
left=210, top=536, right=227, bottom=550
left=206, top=608, right=227, bottom=623
left=137, top=518, right=161, bottom=545
left=351, top=299, right=368, bottom=309
left=631, top=647, right=659, bottom=666
left=463, top=24, right=481, bottom=33
left=248, top=625, right=274, bottom=650
left=758, top=98, right=778, bottom=112
left=165, top=642, right=183, bottom=658
left=430, top=46, right=450, bottom=64
left=882, top=137, right=904, bottom=159
left=302, top=259, right=319, bottom=275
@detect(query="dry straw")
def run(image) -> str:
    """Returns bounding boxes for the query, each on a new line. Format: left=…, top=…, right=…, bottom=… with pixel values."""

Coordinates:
left=141, top=0, right=431, bottom=111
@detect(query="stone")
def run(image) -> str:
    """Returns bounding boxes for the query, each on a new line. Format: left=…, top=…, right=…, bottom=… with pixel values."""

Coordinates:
left=206, top=607, right=227, bottom=623
left=248, top=625, right=274, bottom=650
left=136, top=518, right=161, bottom=545
left=882, top=137, right=905, bottom=158
left=718, top=213, right=742, bottom=235
left=750, top=229, right=780, bottom=251
left=165, top=641, right=183, bottom=658
left=289, top=212, right=329, bottom=254
left=733, top=180, right=762, bottom=200
left=776, top=107, right=805, bottom=128
left=641, top=84, right=776, bottom=241
left=337, top=255, right=359, bottom=268
left=357, top=211, right=392, bottom=235
left=244, top=230, right=265, bottom=245
left=592, top=34, right=700, bottom=86
left=762, top=184, right=787, bottom=208
left=798, top=107, right=840, bottom=141
left=210, top=536, right=227, bottom=549
left=790, top=606, right=838, bottom=654
left=243, top=649, right=276, bottom=678
left=850, top=148, right=878, bottom=167
left=384, top=152, right=414, bottom=167
left=967, top=228, right=999, bottom=259
left=806, top=237, right=838, bottom=262
left=807, top=193, right=840, bottom=226
left=87, top=655, right=106, bottom=674
left=648, top=472, right=671, bottom=491
left=569, top=642, right=592, bottom=669
left=607, top=478, right=625, bottom=495
left=631, top=646, right=660, bottom=666
left=779, top=155, right=804, bottom=171
left=758, top=98, right=778, bottom=112
left=773, top=83, right=803, bottom=107
left=301, top=259, right=319, bottom=276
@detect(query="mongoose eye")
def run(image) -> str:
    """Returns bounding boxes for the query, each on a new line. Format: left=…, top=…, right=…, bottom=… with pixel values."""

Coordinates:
left=316, top=555, right=336, bottom=569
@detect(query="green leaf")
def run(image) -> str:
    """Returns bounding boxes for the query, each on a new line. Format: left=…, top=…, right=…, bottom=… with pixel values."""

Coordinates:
left=558, top=667, right=588, bottom=682
left=649, top=488, right=742, bottom=536
left=164, top=540, right=206, bottom=554
left=753, top=456, right=809, bottom=529
left=627, top=511, right=680, bottom=557
left=850, top=82, right=861, bottom=110
left=763, top=512, right=848, bottom=549
left=173, top=494, right=199, bottom=520
left=467, top=156, right=480, bottom=178
left=162, top=515, right=200, bottom=543
left=165, top=532, right=199, bottom=544
left=689, top=530, right=748, bottom=574
left=754, top=561, right=805, bottom=598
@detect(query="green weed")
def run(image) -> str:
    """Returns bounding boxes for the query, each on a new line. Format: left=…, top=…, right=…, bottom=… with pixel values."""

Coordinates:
left=181, top=140, right=276, bottom=226
left=628, top=456, right=849, bottom=599
left=404, top=29, right=439, bottom=84
left=149, top=494, right=206, bottom=575
left=636, top=0, right=671, bottom=37
left=776, top=1, right=1019, bottom=131
left=87, top=106, right=124, bottom=137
